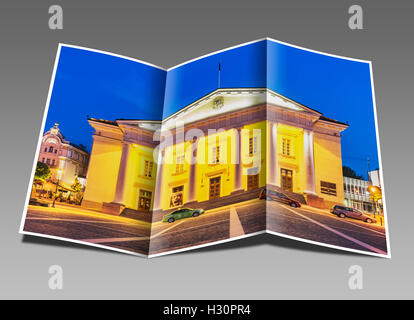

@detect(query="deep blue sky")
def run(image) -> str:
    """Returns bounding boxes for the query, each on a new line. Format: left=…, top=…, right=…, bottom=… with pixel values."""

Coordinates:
left=163, top=40, right=378, bottom=178
left=163, top=40, right=266, bottom=118
left=44, top=41, right=378, bottom=178
left=45, top=46, right=166, bottom=150
left=266, top=40, right=377, bottom=178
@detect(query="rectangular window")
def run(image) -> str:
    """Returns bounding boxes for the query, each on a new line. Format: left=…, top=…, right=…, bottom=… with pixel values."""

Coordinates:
left=211, top=145, right=221, bottom=164
left=51, top=159, right=55, bottom=166
left=175, top=155, right=184, bottom=174
left=249, top=136, right=257, bottom=156
left=320, top=181, right=337, bottom=196
left=144, top=160, right=153, bottom=178
left=282, top=138, right=292, bottom=156
left=46, top=159, right=50, bottom=165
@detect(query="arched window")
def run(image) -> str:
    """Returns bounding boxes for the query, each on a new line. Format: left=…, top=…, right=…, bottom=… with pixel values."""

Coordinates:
left=49, top=146, right=54, bottom=153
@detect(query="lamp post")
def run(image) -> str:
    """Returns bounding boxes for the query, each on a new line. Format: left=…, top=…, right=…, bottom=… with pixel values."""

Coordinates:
left=52, top=169, right=63, bottom=208
left=369, top=185, right=382, bottom=217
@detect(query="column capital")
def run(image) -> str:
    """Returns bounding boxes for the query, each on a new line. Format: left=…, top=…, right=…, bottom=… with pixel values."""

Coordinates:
left=121, top=140, right=133, bottom=146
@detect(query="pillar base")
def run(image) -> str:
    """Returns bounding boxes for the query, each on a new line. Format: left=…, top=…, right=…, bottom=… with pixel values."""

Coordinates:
left=152, top=208, right=166, bottom=222
left=230, top=188, right=244, bottom=195
left=102, top=202, right=125, bottom=215
left=304, top=193, right=325, bottom=209
left=184, top=200, right=199, bottom=208
left=266, top=183, right=279, bottom=191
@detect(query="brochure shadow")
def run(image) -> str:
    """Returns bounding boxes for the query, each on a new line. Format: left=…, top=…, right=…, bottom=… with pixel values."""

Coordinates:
left=181, top=233, right=362, bottom=257
left=22, top=234, right=365, bottom=258
left=21, top=234, right=127, bottom=256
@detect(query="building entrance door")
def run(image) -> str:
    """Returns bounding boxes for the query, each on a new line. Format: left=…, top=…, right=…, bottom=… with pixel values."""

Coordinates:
left=281, top=168, right=293, bottom=192
left=247, top=174, right=259, bottom=190
left=209, top=177, right=221, bottom=200
left=138, top=190, right=152, bottom=211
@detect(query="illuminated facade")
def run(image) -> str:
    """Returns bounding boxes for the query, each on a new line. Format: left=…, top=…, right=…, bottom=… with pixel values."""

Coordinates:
left=82, top=119, right=160, bottom=214
left=38, top=123, right=89, bottom=189
left=82, top=88, right=348, bottom=215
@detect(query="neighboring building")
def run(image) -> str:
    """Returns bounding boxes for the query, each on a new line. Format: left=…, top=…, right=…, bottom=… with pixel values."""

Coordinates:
left=82, top=88, right=349, bottom=215
left=368, top=169, right=382, bottom=188
left=343, top=176, right=375, bottom=213
left=38, top=123, right=89, bottom=191
left=368, top=168, right=384, bottom=214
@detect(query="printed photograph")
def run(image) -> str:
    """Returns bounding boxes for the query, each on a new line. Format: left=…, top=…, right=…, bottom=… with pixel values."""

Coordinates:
left=20, top=39, right=389, bottom=257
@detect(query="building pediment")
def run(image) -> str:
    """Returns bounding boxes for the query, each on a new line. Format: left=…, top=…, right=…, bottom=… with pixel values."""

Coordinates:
left=117, top=120, right=161, bottom=133
left=162, top=88, right=322, bottom=130
left=266, top=90, right=321, bottom=117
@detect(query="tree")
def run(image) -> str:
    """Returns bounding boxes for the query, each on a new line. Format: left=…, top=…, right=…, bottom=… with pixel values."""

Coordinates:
left=70, top=178, right=83, bottom=204
left=34, top=161, right=51, bottom=181
left=31, top=162, right=51, bottom=198
left=71, top=178, right=83, bottom=193
left=369, top=186, right=383, bottom=216
left=343, top=166, right=363, bottom=179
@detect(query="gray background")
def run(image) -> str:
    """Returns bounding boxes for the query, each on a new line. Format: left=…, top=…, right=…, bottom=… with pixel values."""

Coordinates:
left=0, top=0, right=412, bottom=299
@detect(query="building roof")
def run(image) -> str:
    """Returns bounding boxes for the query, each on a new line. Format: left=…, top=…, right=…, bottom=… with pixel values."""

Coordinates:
left=89, top=88, right=349, bottom=129
left=319, top=115, right=348, bottom=126
left=88, top=118, right=119, bottom=126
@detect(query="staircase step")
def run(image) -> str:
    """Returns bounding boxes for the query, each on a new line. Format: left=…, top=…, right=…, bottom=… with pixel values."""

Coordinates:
left=120, top=208, right=152, bottom=223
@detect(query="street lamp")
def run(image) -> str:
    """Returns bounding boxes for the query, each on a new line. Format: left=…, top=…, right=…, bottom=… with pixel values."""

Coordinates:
left=368, top=185, right=382, bottom=217
left=52, top=169, right=63, bottom=208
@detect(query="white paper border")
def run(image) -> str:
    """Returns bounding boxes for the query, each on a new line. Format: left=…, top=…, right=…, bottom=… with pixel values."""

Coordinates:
left=19, top=39, right=391, bottom=259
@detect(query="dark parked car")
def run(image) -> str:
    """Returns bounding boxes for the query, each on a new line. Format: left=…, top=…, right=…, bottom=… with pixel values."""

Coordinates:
left=259, top=189, right=301, bottom=208
left=331, top=205, right=376, bottom=223
left=162, top=208, right=205, bottom=223
left=29, top=198, right=51, bottom=207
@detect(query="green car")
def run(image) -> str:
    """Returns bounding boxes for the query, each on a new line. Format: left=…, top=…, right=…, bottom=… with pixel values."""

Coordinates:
left=162, top=208, right=205, bottom=223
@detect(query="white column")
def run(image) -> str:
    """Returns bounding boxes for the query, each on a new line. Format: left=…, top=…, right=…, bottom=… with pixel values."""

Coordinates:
left=113, top=142, right=131, bottom=204
left=233, top=127, right=243, bottom=191
left=267, top=122, right=278, bottom=186
left=187, top=139, right=198, bottom=202
left=303, top=130, right=316, bottom=194
left=153, top=150, right=164, bottom=210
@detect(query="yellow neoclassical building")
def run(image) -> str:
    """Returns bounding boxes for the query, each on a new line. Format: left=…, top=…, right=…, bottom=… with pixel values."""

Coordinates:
left=82, top=88, right=348, bottom=216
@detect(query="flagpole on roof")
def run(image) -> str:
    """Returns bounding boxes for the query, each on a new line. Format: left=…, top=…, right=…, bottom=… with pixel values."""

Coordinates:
left=218, top=61, right=221, bottom=89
